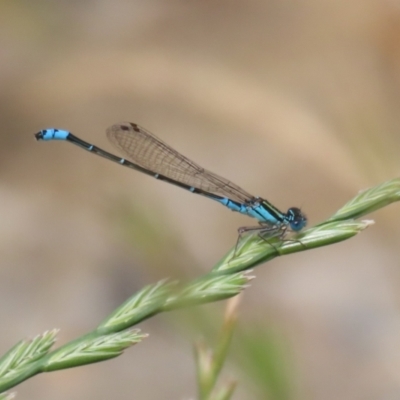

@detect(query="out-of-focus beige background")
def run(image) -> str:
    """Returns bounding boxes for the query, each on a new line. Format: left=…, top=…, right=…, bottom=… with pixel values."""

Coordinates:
left=2, top=1, right=400, bottom=399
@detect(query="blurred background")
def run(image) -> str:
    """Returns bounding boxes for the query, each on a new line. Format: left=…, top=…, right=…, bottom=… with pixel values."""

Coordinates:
left=1, top=1, right=400, bottom=399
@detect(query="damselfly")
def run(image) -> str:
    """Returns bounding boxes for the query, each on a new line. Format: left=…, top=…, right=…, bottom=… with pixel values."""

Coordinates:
left=35, top=122, right=307, bottom=244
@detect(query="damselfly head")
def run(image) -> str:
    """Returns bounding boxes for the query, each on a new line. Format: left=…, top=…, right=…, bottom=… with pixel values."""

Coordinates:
left=286, top=207, right=307, bottom=231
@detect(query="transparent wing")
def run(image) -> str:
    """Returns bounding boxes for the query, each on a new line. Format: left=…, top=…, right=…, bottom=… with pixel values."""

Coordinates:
left=106, top=122, right=254, bottom=203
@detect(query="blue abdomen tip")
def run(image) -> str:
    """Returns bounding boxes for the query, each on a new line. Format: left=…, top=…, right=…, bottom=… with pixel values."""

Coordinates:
left=35, top=128, right=70, bottom=141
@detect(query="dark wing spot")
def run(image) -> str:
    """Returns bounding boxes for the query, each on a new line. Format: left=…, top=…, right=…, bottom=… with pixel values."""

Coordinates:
left=130, top=122, right=140, bottom=132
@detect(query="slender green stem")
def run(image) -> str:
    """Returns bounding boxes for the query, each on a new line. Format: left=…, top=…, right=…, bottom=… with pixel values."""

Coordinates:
left=196, top=297, right=240, bottom=400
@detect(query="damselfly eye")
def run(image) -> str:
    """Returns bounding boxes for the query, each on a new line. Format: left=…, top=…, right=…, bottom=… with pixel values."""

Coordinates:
left=287, top=207, right=307, bottom=231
